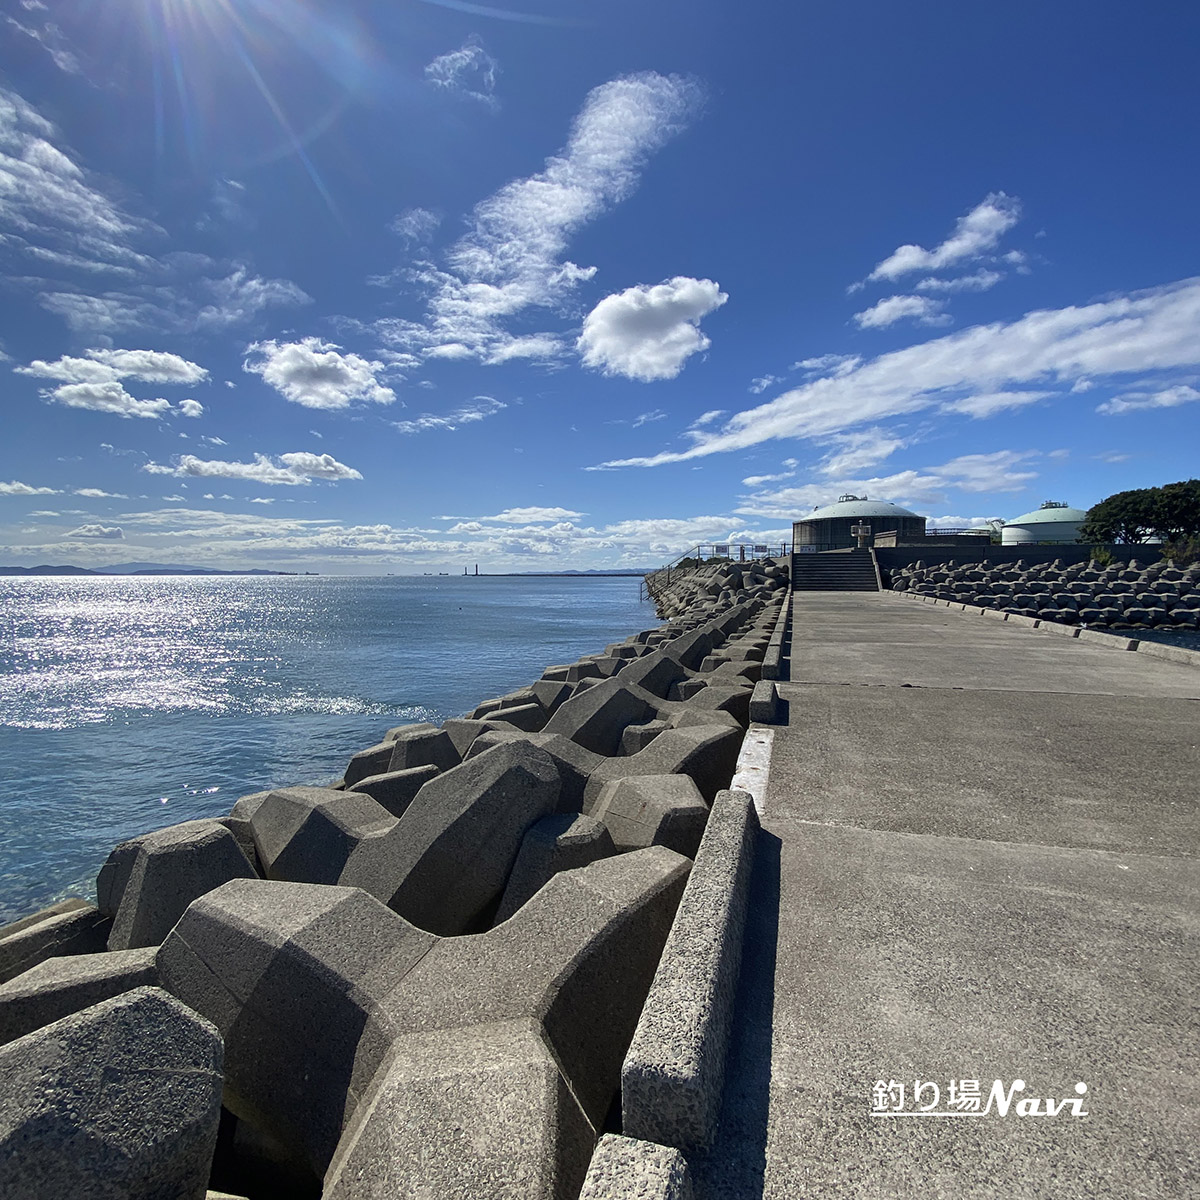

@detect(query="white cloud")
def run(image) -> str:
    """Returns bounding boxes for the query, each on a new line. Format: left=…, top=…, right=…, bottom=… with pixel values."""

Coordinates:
left=177, top=399, right=205, bottom=418
left=392, top=396, right=506, bottom=435
left=818, top=428, right=908, bottom=475
left=1096, top=383, right=1200, bottom=415
left=425, top=38, right=499, bottom=108
left=377, top=72, right=702, bottom=365
left=144, top=452, right=364, bottom=486
left=67, top=523, right=124, bottom=539
left=477, top=507, right=586, bottom=524
left=4, top=11, right=80, bottom=74
left=943, top=390, right=1052, bottom=418
left=867, top=193, right=1021, bottom=282
left=741, top=471, right=795, bottom=487
left=749, top=375, right=781, bottom=394
left=736, top=450, right=1039, bottom=519
left=853, top=294, right=949, bottom=330
left=73, top=488, right=128, bottom=498
left=632, top=409, right=667, bottom=427
left=202, top=435, right=227, bottom=446
left=597, top=277, right=1200, bottom=468
left=915, top=269, right=1004, bottom=294
left=44, top=381, right=173, bottom=419
left=578, top=277, right=727, bottom=381
left=791, top=353, right=861, bottom=375
left=87, top=348, right=208, bottom=383
left=244, top=338, right=395, bottom=410
left=0, top=480, right=59, bottom=495
left=690, top=409, right=725, bottom=428
left=389, top=207, right=441, bottom=245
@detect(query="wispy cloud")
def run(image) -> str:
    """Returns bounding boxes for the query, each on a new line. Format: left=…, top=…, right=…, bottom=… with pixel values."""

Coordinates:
left=866, top=193, right=1021, bottom=283
left=736, top=450, right=1039, bottom=519
left=915, top=269, right=1004, bottom=293
left=392, top=396, right=506, bottom=434
left=425, top=37, right=499, bottom=108
left=596, top=277, right=1200, bottom=468
left=1096, top=382, right=1200, bottom=415
left=376, top=72, right=702, bottom=365
left=17, top=348, right=208, bottom=385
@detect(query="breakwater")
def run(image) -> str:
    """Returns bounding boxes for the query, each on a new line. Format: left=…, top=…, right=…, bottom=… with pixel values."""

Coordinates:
left=0, top=560, right=790, bottom=1198
left=888, top=555, right=1200, bottom=629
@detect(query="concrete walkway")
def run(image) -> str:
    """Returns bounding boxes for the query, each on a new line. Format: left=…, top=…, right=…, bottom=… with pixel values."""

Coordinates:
left=695, top=593, right=1199, bottom=1199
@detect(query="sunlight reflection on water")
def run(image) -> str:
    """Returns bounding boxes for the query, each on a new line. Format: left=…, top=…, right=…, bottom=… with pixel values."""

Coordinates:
left=0, top=574, right=654, bottom=920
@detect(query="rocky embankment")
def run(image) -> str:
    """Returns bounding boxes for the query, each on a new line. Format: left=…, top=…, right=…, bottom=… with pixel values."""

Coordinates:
left=0, top=562, right=790, bottom=1200
left=890, top=556, right=1200, bottom=629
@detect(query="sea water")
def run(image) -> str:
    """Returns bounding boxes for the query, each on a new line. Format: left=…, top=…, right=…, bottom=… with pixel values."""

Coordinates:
left=0, top=574, right=655, bottom=922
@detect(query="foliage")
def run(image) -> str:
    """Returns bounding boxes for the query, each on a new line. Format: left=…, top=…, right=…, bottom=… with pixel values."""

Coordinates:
left=1089, top=546, right=1116, bottom=569
left=1160, top=534, right=1200, bottom=567
left=675, top=556, right=700, bottom=569
left=1079, top=479, right=1200, bottom=544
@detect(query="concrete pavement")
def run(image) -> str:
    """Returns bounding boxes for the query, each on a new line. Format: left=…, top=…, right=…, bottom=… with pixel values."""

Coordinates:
left=694, top=593, right=1199, bottom=1199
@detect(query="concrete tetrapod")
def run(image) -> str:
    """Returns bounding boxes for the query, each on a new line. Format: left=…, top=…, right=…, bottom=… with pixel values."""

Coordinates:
left=591, top=775, right=710, bottom=859
left=158, top=848, right=690, bottom=1197
left=0, top=946, right=157, bottom=1045
left=0, top=986, right=224, bottom=1200
left=106, top=819, right=259, bottom=951
left=0, top=900, right=111, bottom=985
left=338, top=740, right=562, bottom=933
left=247, top=787, right=396, bottom=885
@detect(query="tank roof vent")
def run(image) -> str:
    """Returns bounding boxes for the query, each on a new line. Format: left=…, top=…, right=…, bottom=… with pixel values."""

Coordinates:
left=1039, top=500, right=1069, bottom=509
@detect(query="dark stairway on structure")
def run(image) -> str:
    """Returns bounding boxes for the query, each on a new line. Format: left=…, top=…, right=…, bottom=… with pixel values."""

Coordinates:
left=790, top=548, right=880, bottom=591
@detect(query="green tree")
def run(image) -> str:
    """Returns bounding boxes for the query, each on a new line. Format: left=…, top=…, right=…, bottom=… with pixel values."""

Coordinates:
left=1155, top=479, right=1200, bottom=540
left=1078, top=487, right=1159, bottom=543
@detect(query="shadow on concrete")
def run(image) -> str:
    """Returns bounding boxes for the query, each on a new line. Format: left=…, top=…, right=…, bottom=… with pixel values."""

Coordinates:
left=691, top=830, right=781, bottom=1199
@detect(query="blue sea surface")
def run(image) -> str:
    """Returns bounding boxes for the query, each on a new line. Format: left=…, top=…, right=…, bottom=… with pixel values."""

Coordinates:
left=0, top=574, right=656, bottom=922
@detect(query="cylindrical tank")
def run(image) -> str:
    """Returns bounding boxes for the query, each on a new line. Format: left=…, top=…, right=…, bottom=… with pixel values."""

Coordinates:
left=1001, top=502, right=1088, bottom=545
left=792, top=495, right=926, bottom=551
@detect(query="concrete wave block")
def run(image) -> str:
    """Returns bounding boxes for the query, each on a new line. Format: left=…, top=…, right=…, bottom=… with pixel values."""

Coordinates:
left=488, top=702, right=548, bottom=732
left=323, top=1018, right=595, bottom=1200
left=544, top=678, right=659, bottom=757
left=0, top=946, right=157, bottom=1046
left=584, top=724, right=744, bottom=810
left=109, top=819, right=260, bottom=951
left=622, top=789, right=759, bottom=1153
left=463, top=730, right=604, bottom=813
left=494, top=813, right=616, bottom=923
left=162, top=850, right=690, bottom=1192
left=349, top=764, right=440, bottom=818
left=337, top=847, right=691, bottom=1194
left=578, top=1134, right=694, bottom=1200
left=592, top=775, right=709, bottom=859
left=441, top=716, right=508, bottom=758
left=158, top=881, right=436, bottom=1177
left=616, top=650, right=693, bottom=699
left=249, top=787, right=396, bottom=886
left=0, top=986, right=223, bottom=1200
left=0, top=900, right=111, bottom=985
left=339, top=741, right=561, bottom=933
left=622, top=719, right=670, bottom=755
left=386, top=723, right=461, bottom=773
left=343, top=741, right=396, bottom=787
left=530, top=679, right=574, bottom=714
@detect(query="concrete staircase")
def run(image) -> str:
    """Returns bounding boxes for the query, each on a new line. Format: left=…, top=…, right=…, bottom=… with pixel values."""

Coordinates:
left=790, top=548, right=879, bottom=591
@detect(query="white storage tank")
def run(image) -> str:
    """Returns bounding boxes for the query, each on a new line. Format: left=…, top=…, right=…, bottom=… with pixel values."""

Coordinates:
left=1001, top=501, right=1088, bottom=545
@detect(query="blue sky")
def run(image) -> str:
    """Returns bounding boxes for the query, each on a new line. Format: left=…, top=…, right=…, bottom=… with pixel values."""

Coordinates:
left=1, top=0, right=1198, bottom=572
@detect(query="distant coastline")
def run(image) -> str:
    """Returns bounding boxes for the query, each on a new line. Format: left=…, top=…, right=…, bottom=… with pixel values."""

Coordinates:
left=0, top=564, right=651, bottom=578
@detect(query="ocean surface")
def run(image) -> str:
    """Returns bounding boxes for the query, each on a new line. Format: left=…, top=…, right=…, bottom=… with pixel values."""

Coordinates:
left=0, top=574, right=656, bottom=923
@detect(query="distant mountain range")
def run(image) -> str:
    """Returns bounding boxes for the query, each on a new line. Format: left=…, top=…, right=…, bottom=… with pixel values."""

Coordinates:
left=0, top=562, right=298, bottom=576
